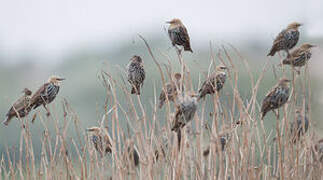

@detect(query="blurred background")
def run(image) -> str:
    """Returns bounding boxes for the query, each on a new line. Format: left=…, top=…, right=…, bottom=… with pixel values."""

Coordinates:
left=0, top=0, right=323, bottom=155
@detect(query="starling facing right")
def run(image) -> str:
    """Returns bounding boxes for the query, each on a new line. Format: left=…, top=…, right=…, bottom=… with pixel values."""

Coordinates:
left=198, top=65, right=227, bottom=100
left=261, top=78, right=291, bottom=120
left=3, top=88, right=32, bottom=126
left=127, top=55, right=145, bottom=95
left=167, top=18, right=193, bottom=53
left=267, top=22, right=302, bottom=57
left=30, top=75, right=65, bottom=116
left=159, top=73, right=182, bottom=108
left=282, top=43, right=316, bottom=69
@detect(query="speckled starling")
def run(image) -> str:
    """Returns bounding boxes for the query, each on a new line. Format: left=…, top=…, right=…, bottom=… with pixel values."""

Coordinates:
left=159, top=73, right=182, bottom=108
left=30, top=76, right=65, bottom=116
left=268, top=22, right=302, bottom=56
left=171, top=92, right=198, bottom=132
left=198, top=65, right=227, bottom=100
left=290, top=108, right=309, bottom=143
left=127, top=55, right=145, bottom=95
left=86, top=126, right=112, bottom=155
left=167, top=18, right=193, bottom=53
left=3, top=88, right=32, bottom=126
left=282, top=43, right=316, bottom=67
left=261, top=78, right=291, bottom=120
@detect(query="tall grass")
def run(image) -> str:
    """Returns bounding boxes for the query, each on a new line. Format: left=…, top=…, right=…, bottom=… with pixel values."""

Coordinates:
left=1, top=36, right=322, bottom=180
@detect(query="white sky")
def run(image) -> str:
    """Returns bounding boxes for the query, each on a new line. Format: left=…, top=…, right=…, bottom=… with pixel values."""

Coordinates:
left=0, top=0, right=322, bottom=62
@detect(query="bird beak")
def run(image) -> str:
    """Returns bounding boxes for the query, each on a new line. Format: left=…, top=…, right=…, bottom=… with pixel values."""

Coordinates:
left=57, top=78, right=65, bottom=81
left=166, top=21, right=172, bottom=24
left=311, top=44, right=317, bottom=48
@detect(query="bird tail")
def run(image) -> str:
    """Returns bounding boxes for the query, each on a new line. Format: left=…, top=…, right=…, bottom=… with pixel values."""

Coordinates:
left=267, top=47, right=276, bottom=56
left=131, top=86, right=140, bottom=95
left=158, top=101, right=164, bottom=109
left=184, top=45, right=193, bottom=53
left=261, top=111, right=266, bottom=120
left=3, top=116, right=11, bottom=126
left=176, top=129, right=181, bottom=151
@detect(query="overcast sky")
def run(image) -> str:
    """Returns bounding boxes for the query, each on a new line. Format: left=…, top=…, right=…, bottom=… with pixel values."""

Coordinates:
left=0, top=0, right=322, bottom=62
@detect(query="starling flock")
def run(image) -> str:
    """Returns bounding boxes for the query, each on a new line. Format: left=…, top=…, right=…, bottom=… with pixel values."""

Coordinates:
left=3, top=19, right=320, bottom=167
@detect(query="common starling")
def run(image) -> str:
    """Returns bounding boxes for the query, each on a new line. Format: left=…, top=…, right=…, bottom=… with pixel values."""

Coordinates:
left=267, top=22, right=302, bottom=57
left=3, top=88, right=32, bottom=126
left=198, top=65, right=227, bottom=100
left=86, top=126, right=112, bottom=155
left=282, top=43, right=316, bottom=67
left=171, top=92, right=198, bottom=132
left=261, top=78, right=291, bottom=120
left=30, top=76, right=64, bottom=116
left=290, top=108, right=309, bottom=143
left=167, top=18, right=193, bottom=53
left=127, top=55, right=145, bottom=95
left=159, top=73, right=182, bottom=108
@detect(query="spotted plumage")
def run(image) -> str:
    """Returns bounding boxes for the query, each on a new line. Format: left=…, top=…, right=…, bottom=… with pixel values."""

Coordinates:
left=268, top=22, right=302, bottom=56
left=290, top=109, right=309, bottom=143
left=159, top=73, right=182, bottom=108
left=127, top=56, right=145, bottom=95
left=87, top=126, right=112, bottom=155
left=3, top=88, right=32, bottom=126
left=167, top=18, right=193, bottom=52
left=282, top=43, right=316, bottom=67
left=171, top=92, right=198, bottom=132
left=30, top=76, right=64, bottom=116
left=198, top=65, right=227, bottom=100
left=261, top=78, right=291, bottom=119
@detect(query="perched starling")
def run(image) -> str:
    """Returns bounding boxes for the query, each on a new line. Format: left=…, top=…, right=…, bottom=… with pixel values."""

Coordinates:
left=30, top=76, right=65, bottom=116
left=261, top=78, right=291, bottom=120
left=282, top=43, right=316, bottom=67
left=167, top=18, right=193, bottom=52
left=3, top=88, right=32, bottom=126
left=290, top=109, right=309, bottom=143
left=198, top=65, right=227, bottom=100
left=159, top=73, right=182, bottom=108
left=86, top=126, right=112, bottom=155
left=127, top=56, right=145, bottom=95
left=171, top=92, right=198, bottom=132
left=267, top=22, right=302, bottom=56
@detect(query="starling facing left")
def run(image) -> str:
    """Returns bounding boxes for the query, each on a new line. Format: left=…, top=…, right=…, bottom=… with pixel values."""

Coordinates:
left=261, top=78, right=291, bottom=120
left=167, top=18, right=193, bottom=53
left=127, top=56, right=145, bottom=95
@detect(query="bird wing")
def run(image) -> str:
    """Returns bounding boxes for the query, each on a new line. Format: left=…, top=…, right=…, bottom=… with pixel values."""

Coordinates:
left=30, top=83, right=48, bottom=107
left=178, top=26, right=190, bottom=45
left=272, top=30, right=286, bottom=47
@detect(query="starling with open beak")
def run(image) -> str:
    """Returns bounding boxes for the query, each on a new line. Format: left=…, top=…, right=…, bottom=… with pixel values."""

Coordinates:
left=127, top=55, right=145, bottom=95
left=86, top=126, right=112, bottom=156
left=198, top=65, right=227, bottom=100
left=268, top=22, right=302, bottom=57
left=282, top=43, right=316, bottom=68
left=261, top=78, right=291, bottom=120
left=3, top=88, right=32, bottom=126
left=159, top=73, right=182, bottom=108
left=30, top=76, right=65, bottom=116
left=167, top=18, right=193, bottom=53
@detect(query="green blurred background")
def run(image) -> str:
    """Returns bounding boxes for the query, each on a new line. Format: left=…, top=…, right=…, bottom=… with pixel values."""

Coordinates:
left=0, top=0, right=323, bottom=159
